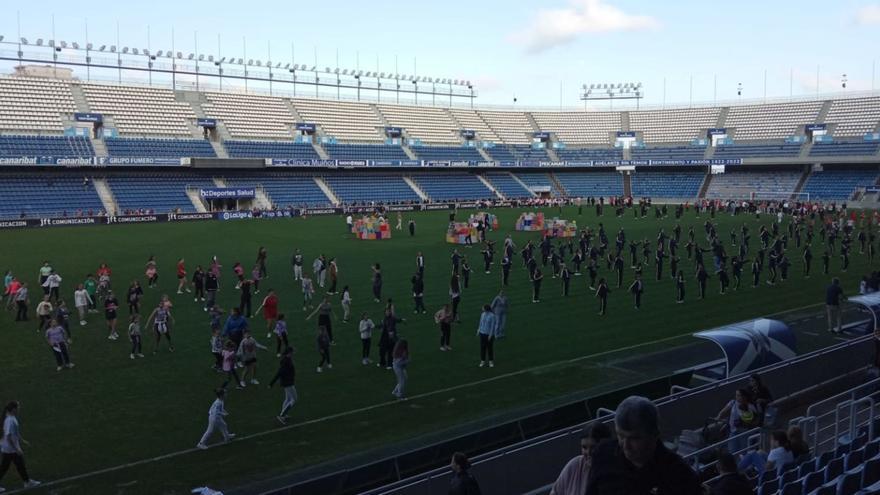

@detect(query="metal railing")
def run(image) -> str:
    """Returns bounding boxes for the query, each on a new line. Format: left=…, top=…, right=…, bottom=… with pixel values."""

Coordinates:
left=790, top=376, right=880, bottom=455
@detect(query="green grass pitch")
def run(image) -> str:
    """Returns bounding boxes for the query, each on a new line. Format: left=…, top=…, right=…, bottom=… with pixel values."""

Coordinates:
left=0, top=205, right=870, bottom=494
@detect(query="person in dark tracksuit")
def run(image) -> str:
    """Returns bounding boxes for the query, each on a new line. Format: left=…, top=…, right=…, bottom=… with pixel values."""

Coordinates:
left=803, top=245, right=812, bottom=278
left=629, top=274, right=644, bottom=309
left=531, top=269, right=543, bottom=303
left=822, top=251, right=830, bottom=275
left=501, top=255, right=511, bottom=287
left=377, top=309, right=403, bottom=370
left=560, top=264, right=571, bottom=296
left=595, top=278, right=609, bottom=316
left=696, top=264, right=708, bottom=299
left=751, top=258, right=761, bottom=288
left=675, top=270, right=685, bottom=303
left=268, top=347, right=297, bottom=425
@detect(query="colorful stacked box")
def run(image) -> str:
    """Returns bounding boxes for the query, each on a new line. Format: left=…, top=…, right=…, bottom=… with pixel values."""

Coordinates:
left=471, top=212, right=499, bottom=230
left=515, top=212, right=544, bottom=231
left=352, top=217, right=392, bottom=240
left=543, top=218, right=578, bottom=238
left=446, top=222, right=479, bottom=244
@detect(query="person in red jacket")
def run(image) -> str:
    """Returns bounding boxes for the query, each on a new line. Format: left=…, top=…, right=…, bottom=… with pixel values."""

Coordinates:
left=256, top=289, right=279, bottom=339
left=176, top=258, right=191, bottom=295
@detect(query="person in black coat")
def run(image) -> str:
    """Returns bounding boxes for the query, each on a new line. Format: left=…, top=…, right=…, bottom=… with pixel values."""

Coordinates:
left=448, top=452, right=482, bottom=495
left=709, top=452, right=753, bottom=495
left=268, top=347, right=297, bottom=425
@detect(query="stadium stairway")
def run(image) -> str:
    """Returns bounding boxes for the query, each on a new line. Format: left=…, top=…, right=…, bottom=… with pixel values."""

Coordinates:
left=90, top=136, right=108, bottom=157
left=623, top=173, right=632, bottom=196
left=477, top=175, right=504, bottom=199
left=792, top=166, right=812, bottom=198
left=477, top=147, right=494, bottom=162
left=545, top=146, right=561, bottom=162
left=548, top=173, right=568, bottom=197
left=253, top=186, right=274, bottom=210
left=621, top=111, right=631, bottom=132
left=698, top=173, right=713, bottom=198
left=185, top=188, right=209, bottom=213
left=403, top=176, right=429, bottom=201
left=92, top=178, right=119, bottom=215
left=401, top=141, right=419, bottom=160
left=313, top=177, right=341, bottom=206
left=511, top=173, right=537, bottom=197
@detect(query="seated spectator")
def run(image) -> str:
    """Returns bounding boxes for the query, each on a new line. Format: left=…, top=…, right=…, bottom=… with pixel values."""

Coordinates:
left=585, top=396, right=702, bottom=495
left=710, top=451, right=753, bottom=495
left=448, top=452, right=481, bottom=495
left=716, top=388, right=760, bottom=453
left=787, top=425, right=810, bottom=461
left=550, top=422, right=611, bottom=495
left=748, top=373, right=773, bottom=422
left=737, top=430, right=794, bottom=478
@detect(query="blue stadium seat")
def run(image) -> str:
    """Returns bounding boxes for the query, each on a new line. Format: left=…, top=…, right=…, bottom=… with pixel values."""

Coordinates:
left=866, top=442, right=880, bottom=461
left=846, top=449, right=866, bottom=471
left=483, top=172, right=532, bottom=199
left=631, top=171, right=704, bottom=198
left=108, top=174, right=215, bottom=213
left=714, top=142, right=803, bottom=158
left=224, top=140, right=320, bottom=159
left=323, top=173, right=420, bottom=203
left=224, top=174, right=332, bottom=207
left=826, top=457, right=846, bottom=483
left=805, top=470, right=827, bottom=493
left=410, top=173, right=494, bottom=201
left=554, top=172, right=623, bottom=197
left=801, top=461, right=819, bottom=478
left=781, top=482, right=803, bottom=495
left=324, top=144, right=409, bottom=161
left=802, top=169, right=878, bottom=201
left=412, top=146, right=484, bottom=162
left=863, top=456, right=880, bottom=487
left=782, top=468, right=801, bottom=486
left=810, top=141, right=880, bottom=157
left=556, top=147, right=623, bottom=162
left=0, top=174, right=104, bottom=219
left=836, top=468, right=862, bottom=495
left=0, top=135, right=94, bottom=157
left=104, top=137, right=216, bottom=158
left=515, top=173, right=564, bottom=197
left=758, top=476, right=780, bottom=495
left=631, top=146, right=706, bottom=161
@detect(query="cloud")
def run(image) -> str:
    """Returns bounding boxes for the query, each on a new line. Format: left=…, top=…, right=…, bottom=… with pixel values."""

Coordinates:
left=855, top=4, right=880, bottom=25
left=512, top=0, right=659, bottom=54
left=792, top=69, right=869, bottom=93
left=471, top=75, right=503, bottom=93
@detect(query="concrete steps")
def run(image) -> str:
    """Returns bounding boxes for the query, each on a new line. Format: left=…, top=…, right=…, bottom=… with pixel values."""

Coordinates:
left=548, top=172, right=568, bottom=197
left=92, top=178, right=119, bottom=215
left=477, top=174, right=504, bottom=200
left=697, top=173, right=713, bottom=199
left=313, top=177, right=340, bottom=206
left=185, top=189, right=209, bottom=213
left=511, top=172, right=537, bottom=198
left=70, top=84, right=91, bottom=113
left=90, top=137, right=108, bottom=157
left=403, top=176, right=429, bottom=201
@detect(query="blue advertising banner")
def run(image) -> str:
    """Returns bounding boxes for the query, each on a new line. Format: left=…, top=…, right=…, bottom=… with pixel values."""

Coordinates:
left=336, top=160, right=368, bottom=167
left=216, top=211, right=254, bottom=221
left=707, top=128, right=727, bottom=136
left=199, top=188, right=256, bottom=199
left=270, top=159, right=337, bottom=167
left=197, top=118, right=217, bottom=128
left=385, top=127, right=403, bottom=137
left=295, top=123, right=317, bottom=132
left=96, top=157, right=182, bottom=166
left=460, top=129, right=476, bottom=139
left=74, top=112, right=103, bottom=123
left=616, top=131, right=637, bottom=138
left=533, top=132, right=551, bottom=140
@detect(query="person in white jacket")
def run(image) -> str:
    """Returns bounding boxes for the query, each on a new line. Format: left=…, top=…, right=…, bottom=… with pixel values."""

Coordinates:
left=42, top=272, right=62, bottom=304
left=196, top=388, right=235, bottom=449
left=73, top=284, right=92, bottom=326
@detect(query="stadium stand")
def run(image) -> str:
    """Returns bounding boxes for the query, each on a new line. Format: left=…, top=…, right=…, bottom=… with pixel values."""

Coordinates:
left=809, top=141, right=880, bottom=157
left=554, top=171, right=624, bottom=197
left=509, top=144, right=550, bottom=162
left=713, top=143, right=803, bottom=158
left=0, top=135, right=93, bottom=157
left=825, top=97, right=880, bottom=138
left=477, top=110, right=534, bottom=144
left=81, top=83, right=196, bottom=136
left=0, top=173, right=104, bottom=218
left=106, top=174, right=215, bottom=213
left=202, top=92, right=295, bottom=139
left=291, top=98, right=384, bottom=142
left=801, top=169, right=879, bottom=200
left=631, top=170, right=705, bottom=198
left=483, top=172, right=533, bottom=199
left=223, top=174, right=332, bottom=207
left=631, top=146, right=706, bottom=160
left=484, top=145, right=517, bottom=163
left=376, top=104, right=459, bottom=144
left=223, top=140, right=320, bottom=159
left=705, top=170, right=802, bottom=199
left=556, top=147, right=624, bottom=161
left=322, top=173, right=421, bottom=203
left=324, top=143, right=409, bottom=160
left=410, top=145, right=484, bottom=162
left=725, top=101, right=823, bottom=140
left=410, top=172, right=494, bottom=201
left=629, top=107, right=720, bottom=144
left=103, top=137, right=216, bottom=158
left=529, top=111, right=620, bottom=146
left=516, top=172, right=564, bottom=197
left=447, top=108, right=501, bottom=142
left=0, top=76, right=75, bottom=133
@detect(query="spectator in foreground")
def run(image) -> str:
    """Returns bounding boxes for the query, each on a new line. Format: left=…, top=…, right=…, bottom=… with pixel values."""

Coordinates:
left=585, top=395, right=702, bottom=495
left=737, top=430, right=793, bottom=478
left=448, top=452, right=481, bottom=495
left=550, top=422, right=611, bottom=495
left=709, top=451, right=752, bottom=495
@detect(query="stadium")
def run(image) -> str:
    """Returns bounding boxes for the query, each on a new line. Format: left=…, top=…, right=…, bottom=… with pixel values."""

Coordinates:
left=1, top=2, right=880, bottom=494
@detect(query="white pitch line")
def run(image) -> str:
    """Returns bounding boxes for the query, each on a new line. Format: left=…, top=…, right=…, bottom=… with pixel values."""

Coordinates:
left=18, top=301, right=828, bottom=492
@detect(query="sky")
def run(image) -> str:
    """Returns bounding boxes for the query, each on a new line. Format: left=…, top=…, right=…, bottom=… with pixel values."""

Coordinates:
left=0, top=0, right=878, bottom=109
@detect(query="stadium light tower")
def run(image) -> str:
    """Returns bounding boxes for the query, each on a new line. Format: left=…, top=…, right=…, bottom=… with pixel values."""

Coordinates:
left=580, top=82, right=643, bottom=110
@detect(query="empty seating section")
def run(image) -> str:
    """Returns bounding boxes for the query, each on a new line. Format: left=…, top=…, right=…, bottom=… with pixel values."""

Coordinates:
left=825, top=98, right=880, bottom=137
left=725, top=101, right=822, bottom=140
left=81, top=84, right=195, bottom=136
left=486, top=146, right=517, bottom=163
left=223, top=174, right=331, bottom=207
left=631, top=171, right=704, bottom=198
left=292, top=99, right=383, bottom=142
left=104, top=138, right=215, bottom=158
left=810, top=141, right=880, bottom=157
left=0, top=135, right=93, bottom=157
left=714, top=143, right=803, bottom=158
left=483, top=172, right=532, bottom=198
left=705, top=170, right=802, bottom=199
left=556, top=148, right=623, bottom=161
left=0, top=77, right=75, bottom=133
left=515, top=172, right=562, bottom=197
left=510, top=145, right=550, bottom=162
left=412, top=146, right=484, bottom=162
left=631, top=146, right=706, bottom=160
left=555, top=172, right=623, bottom=197
left=324, top=144, right=409, bottom=160
left=410, top=173, right=493, bottom=201
left=203, top=93, right=294, bottom=139
left=630, top=107, right=720, bottom=144
left=530, top=111, right=620, bottom=146
left=0, top=175, right=103, bottom=219
left=376, top=104, right=458, bottom=144
left=447, top=109, right=500, bottom=142
left=224, top=141, right=319, bottom=159
left=477, top=110, right=534, bottom=144
left=323, top=174, right=420, bottom=203
left=107, top=175, right=214, bottom=213
left=802, top=169, right=879, bottom=200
